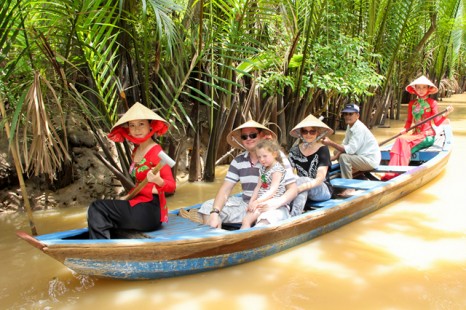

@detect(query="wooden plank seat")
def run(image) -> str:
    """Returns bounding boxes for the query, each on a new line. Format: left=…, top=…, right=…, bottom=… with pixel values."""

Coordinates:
left=370, top=165, right=415, bottom=173
left=330, top=162, right=415, bottom=177
left=381, top=150, right=440, bottom=162
left=305, top=199, right=340, bottom=209
left=118, top=214, right=234, bottom=240
left=304, top=177, right=387, bottom=210
left=330, top=178, right=384, bottom=190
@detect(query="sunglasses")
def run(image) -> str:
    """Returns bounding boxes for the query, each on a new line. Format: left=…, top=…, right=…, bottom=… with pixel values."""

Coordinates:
left=342, top=112, right=355, bottom=116
left=301, top=129, right=317, bottom=135
left=240, top=132, right=259, bottom=140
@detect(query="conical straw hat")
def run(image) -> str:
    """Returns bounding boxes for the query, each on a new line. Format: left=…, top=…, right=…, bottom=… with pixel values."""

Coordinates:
left=289, top=114, right=333, bottom=138
left=406, top=75, right=438, bottom=95
left=110, top=102, right=169, bottom=133
left=226, top=120, right=277, bottom=149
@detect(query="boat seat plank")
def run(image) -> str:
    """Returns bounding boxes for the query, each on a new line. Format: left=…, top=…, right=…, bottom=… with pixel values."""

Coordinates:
left=371, top=165, right=415, bottom=173
left=330, top=178, right=384, bottom=190
left=306, top=199, right=340, bottom=209
left=381, top=150, right=439, bottom=162
left=143, top=214, right=233, bottom=240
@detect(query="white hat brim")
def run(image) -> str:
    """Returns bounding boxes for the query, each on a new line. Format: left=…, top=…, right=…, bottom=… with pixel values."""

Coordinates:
left=289, top=114, right=333, bottom=138
left=110, top=102, right=169, bottom=133
left=226, top=120, right=277, bottom=149
left=406, top=75, right=438, bottom=95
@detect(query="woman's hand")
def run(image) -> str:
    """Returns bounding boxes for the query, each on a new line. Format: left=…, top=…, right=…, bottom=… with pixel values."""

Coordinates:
left=400, top=128, right=407, bottom=135
left=445, top=105, right=454, bottom=116
left=147, top=170, right=164, bottom=186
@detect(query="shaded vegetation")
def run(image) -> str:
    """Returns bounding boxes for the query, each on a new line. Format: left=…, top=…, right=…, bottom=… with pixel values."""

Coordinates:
left=0, top=0, right=464, bottom=196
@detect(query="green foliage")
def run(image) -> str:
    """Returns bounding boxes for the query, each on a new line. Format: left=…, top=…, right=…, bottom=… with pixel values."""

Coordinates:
left=74, top=0, right=122, bottom=123
left=1, top=0, right=464, bottom=184
left=432, top=0, right=463, bottom=80
left=309, top=36, right=384, bottom=100
left=253, top=33, right=383, bottom=101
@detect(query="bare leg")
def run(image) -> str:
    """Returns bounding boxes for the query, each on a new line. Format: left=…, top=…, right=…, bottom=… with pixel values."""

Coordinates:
left=240, top=212, right=259, bottom=229
left=201, top=213, right=209, bottom=224
left=254, top=219, right=270, bottom=227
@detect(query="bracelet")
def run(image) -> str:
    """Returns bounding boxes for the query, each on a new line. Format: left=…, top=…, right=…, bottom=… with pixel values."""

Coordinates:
left=210, top=208, right=220, bottom=214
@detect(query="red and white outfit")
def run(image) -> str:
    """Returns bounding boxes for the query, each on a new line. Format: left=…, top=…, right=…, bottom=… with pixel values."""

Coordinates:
left=386, top=98, right=447, bottom=166
left=382, top=76, right=448, bottom=180
left=87, top=103, right=175, bottom=239
left=128, top=144, right=176, bottom=223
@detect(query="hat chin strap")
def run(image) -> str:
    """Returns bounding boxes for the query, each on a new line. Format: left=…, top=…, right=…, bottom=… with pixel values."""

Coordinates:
left=125, top=129, right=156, bottom=144
left=415, top=91, right=429, bottom=99
left=413, top=85, right=435, bottom=98
left=110, top=122, right=159, bottom=144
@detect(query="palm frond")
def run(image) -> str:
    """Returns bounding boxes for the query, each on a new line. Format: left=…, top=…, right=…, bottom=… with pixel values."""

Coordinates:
left=145, top=0, right=183, bottom=55
left=0, top=0, right=21, bottom=66
left=432, top=0, right=463, bottom=80
left=20, top=73, right=70, bottom=179
left=74, top=0, right=123, bottom=127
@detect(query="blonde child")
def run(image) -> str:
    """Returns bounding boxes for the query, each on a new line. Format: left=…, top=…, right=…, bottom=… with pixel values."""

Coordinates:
left=241, top=140, right=290, bottom=229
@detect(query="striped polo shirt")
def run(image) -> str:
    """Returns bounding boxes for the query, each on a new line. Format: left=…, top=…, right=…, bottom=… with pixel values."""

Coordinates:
left=225, top=151, right=296, bottom=203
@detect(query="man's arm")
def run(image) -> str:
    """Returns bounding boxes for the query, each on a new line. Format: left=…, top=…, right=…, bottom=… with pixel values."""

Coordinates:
left=321, top=137, right=346, bottom=154
left=297, top=166, right=328, bottom=192
left=330, top=150, right=341, bottom=162
left=206, top=181, right=236, bottom=228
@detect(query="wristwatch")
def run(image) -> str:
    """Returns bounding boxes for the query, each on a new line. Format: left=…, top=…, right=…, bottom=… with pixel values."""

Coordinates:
left=210, top=208, right=220, bottom=214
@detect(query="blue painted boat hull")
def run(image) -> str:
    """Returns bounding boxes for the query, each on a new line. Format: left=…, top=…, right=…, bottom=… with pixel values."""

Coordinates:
left=17, top=125, right=453, bottom=280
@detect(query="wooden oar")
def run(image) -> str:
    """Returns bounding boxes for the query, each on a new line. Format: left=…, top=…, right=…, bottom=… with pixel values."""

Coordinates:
left=378, top=108, right=449, bottom=147
left=0, top=99, right=38, bottom=235
left=123, top=150, right=176, bottom=200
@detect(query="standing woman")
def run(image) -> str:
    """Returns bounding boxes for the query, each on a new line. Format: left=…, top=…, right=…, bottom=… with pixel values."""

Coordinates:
left=87, top=102, right=176, bottom=239
left=382, top=76, right=453, bottom=180
left=288, top=114, right=334, bottom=216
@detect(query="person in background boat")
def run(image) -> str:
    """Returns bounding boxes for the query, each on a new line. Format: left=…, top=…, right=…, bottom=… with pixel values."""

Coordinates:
left=198, top=120, right=298, bottom=229
left=87, top=102, right=176, bottom=239
left=381, top=75, right=454, bottom=181
left=321, top=104, right=380, bottom=195
left=241, top=140, right=289, bottom=229
left=288, top=114, right=334, bottom=215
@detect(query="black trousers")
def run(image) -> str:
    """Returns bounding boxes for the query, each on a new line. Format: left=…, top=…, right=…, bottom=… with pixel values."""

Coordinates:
left=87, top=195, right=162, bottom=239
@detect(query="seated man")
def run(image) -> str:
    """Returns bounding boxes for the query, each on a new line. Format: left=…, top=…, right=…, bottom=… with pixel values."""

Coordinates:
left=321, top=104, right=380, bottom=191
left=198, top=120, right=298, bottom=228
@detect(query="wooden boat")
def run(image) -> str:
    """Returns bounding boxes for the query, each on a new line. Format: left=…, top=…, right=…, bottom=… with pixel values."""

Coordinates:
left=16, top=124, right=453, bottom=280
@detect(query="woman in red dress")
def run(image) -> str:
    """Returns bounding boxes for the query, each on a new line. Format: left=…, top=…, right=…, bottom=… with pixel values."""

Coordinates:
left=382, top=76, right=453, bottom=180
left=87, top=102, right=176, bottom=239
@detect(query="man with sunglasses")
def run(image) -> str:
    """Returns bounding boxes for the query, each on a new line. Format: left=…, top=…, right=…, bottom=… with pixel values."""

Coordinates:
left=322, top=104, right=380, bottom=189
left=198, top=120, right=298, bottom=229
